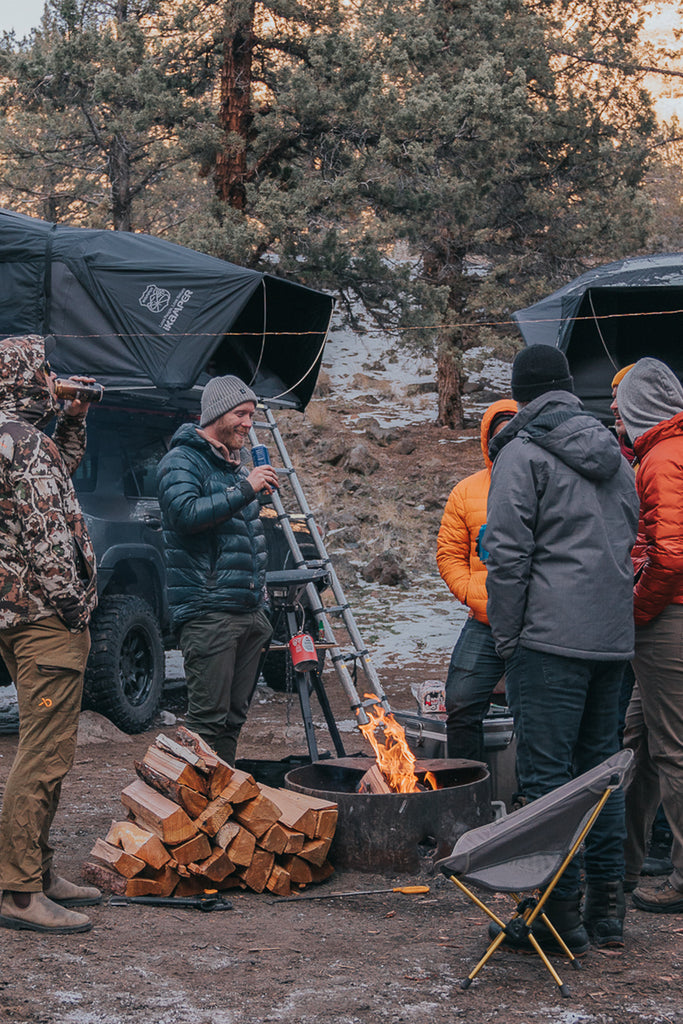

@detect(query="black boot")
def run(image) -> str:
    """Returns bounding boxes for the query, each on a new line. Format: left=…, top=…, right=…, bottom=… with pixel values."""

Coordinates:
left=583, top=880, right=625, bottom=948
left=489, top=892, right=589, bottom=956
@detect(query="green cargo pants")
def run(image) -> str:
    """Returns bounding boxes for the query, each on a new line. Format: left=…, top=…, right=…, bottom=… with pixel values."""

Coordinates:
left=0, top=615, right=90, bottom=892
left=179, top=607, right=272, bottom=766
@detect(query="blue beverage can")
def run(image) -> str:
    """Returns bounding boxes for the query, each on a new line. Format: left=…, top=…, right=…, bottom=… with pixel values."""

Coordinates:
left=251, top=444, right=270, bottom=466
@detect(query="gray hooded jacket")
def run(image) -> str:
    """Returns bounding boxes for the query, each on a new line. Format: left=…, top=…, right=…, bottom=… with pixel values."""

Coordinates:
left=485, top=391, right=639, bottom=660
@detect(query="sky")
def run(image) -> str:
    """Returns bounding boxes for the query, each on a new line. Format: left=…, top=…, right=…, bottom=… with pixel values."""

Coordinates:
left=1, top=0, right=45, bottom=37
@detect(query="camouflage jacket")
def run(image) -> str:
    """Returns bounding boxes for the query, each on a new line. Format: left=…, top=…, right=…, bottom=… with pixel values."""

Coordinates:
left=0, top=335, right=97, bottom=633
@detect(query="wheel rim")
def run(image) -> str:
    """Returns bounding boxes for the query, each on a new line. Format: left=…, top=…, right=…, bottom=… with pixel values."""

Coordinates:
left=118, top=625, right=156, bottom=707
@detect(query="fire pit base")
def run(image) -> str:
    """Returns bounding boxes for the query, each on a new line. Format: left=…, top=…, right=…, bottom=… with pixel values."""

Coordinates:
left=285, top=757, right=493, bottom=874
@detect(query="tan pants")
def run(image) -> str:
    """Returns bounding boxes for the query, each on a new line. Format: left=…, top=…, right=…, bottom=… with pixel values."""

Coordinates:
left=0, top=616, right=90, bottom=891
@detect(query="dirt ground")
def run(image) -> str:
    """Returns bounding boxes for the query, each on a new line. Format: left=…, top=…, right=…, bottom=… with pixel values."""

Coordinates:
left=1, top=410, right=682, bottom=1024
left=1, top=668, right=682, bottom=1024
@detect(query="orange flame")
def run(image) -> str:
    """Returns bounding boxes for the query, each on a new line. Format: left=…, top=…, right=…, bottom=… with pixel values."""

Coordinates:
left=358, top=694, right=420, bottom=793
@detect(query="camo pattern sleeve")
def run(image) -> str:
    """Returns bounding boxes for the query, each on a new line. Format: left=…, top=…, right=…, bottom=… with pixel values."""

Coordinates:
left=0, top=418, right=97, bottom=632
left=52, top=412, right=87, bottom=477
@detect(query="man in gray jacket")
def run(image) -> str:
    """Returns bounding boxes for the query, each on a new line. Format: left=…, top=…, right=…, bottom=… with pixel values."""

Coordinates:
left=485, top=346, right=639, bottom=953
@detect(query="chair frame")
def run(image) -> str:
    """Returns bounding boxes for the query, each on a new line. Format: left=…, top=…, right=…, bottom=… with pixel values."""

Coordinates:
left=439, top=750, right=633, bottom=998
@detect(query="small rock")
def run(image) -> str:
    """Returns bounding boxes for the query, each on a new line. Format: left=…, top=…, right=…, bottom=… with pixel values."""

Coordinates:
left=361, top=551, right=409, bottom=586
left=346, top=444, right=380, bottom=475
left=394, top=437, right=417, bottom=455
left=363, top=418, right=396, bottom=446
left=77, top=711, right=133, bottom=745
left=317, top=439, right=349, bottom=466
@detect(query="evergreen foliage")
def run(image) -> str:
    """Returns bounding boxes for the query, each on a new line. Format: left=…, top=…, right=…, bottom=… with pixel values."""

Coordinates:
left=0, top=0, right=670, bottom=420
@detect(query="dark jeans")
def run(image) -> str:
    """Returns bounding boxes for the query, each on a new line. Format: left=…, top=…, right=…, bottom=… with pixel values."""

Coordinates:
left=179, top=607, right=273, bottom=766
left=445, top=618, right=505, bottom=761
left=505, top=645, right=626, bottom=896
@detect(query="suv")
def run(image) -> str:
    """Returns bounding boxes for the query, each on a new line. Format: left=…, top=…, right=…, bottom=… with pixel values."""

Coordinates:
left=65, top=400, right=321, bottom=732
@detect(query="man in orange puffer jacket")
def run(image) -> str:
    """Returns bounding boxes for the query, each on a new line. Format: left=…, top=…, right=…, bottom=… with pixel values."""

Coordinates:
left=436, top=399, right=517, bottom=760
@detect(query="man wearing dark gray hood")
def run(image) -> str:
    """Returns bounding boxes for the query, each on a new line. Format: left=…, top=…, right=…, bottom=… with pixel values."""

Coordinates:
left=485, top=346, right=639, bottom=954
left=616, top=357, right=683, bottom=915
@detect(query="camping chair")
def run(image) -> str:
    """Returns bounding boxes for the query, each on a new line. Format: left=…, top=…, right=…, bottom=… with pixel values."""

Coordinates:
left=436, top=748, right=633, bottom=997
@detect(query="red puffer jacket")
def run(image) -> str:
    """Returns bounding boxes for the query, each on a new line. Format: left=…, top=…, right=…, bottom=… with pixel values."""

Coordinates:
left=632, top=410, right=683, bottom=625
left=436, top=399, right=517, bottom=623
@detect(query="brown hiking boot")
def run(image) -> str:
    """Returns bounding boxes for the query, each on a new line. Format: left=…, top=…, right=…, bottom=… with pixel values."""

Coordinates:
left=632, top=880, right=683, bottom=914
left=43, top=872, right=102, bottom=908
left=0, top=891, right=92, bottom=933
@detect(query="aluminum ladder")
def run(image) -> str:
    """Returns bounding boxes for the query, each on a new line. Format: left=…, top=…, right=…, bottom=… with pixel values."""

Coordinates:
left=250, top=404, right=392, bottom=753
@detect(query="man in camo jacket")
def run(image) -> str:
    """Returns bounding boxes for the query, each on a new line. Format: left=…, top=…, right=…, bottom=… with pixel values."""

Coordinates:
left=0, top=335, right=101, bottom=935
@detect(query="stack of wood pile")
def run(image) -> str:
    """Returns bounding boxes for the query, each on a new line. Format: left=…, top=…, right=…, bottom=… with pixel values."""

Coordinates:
left=82, top=727, right=338, bottom=899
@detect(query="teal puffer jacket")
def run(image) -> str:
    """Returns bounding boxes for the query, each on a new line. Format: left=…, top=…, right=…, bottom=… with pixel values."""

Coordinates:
left=157, top=423, right=268, bottom=628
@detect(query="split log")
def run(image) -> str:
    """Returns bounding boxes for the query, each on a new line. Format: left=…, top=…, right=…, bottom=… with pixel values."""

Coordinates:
left=105, top=821, right=170, bottom=871
left=125, top=864, right=179, bottom=898
left=298, top=836, right=333, bottom=867
left=266, top=864, right=291, bottom=897
left=174, top=727, right=234, bottom=796
left=237, top=848, right=274, bottom=894
left=169, top=833, right=212, bottom=866
left=188, top=848, right=235, bottom=883
left=155, top=733, right=208, bottom=772
left=142, top=744, right=209, bottom=795
left=258, top=822, right=305, bottom=856
left=258, top=785, right=338, bottom=840
left=134, top=760, right=210, bottom=819
left=195, top=794, right=233, bottom=837
left=89, top=838, right=146, bottom=879
left=279, top=855, right=334, bottom=887
left=82, top=861, right=127, bottom=895
left=214, top=822, right=256, bottom=867
left=121, top=778, right=198, bottom=845
left=358, top=764, right=392, bottom=794
left=233, top=792, right=281, bottom=838
left=219, top=768, right=259, bottom=804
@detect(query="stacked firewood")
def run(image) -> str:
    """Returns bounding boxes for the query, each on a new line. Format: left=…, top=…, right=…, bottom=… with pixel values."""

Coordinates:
left=82, top=727, right=338, bottom=899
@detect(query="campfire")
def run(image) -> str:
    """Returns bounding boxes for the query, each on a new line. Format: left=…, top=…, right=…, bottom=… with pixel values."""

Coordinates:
left=357, top=694, right=438, bottom=794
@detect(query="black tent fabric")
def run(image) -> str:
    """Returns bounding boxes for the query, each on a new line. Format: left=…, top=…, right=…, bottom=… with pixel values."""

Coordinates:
left=513, top=253, right=683, bottom=422
left=0, top=208, right=334, bottom=411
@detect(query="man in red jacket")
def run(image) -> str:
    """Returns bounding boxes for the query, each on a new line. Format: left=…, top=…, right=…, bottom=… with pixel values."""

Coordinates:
left=617, top=357, right=683, bottom=914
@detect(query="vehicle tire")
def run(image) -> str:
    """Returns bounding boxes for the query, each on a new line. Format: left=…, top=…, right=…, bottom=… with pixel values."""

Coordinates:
left=83, top=595, right=164, bottom=733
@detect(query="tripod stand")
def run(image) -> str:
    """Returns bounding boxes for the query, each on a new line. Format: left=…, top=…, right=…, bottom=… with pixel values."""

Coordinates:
left=265, top=567, right=347, bottom=762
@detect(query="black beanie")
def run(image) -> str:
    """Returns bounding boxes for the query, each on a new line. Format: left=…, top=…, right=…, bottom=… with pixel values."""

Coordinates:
left=511, top=346, right=574, bottom=403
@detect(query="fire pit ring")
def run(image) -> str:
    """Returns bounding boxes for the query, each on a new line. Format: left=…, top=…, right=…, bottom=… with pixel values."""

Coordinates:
left=285, top=757, right=493, bottom=874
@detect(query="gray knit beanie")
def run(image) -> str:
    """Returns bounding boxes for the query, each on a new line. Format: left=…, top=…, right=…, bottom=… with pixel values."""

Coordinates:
left=617, top=357, right=683, bottom=442
left=200, top=375, right=257, bottom=427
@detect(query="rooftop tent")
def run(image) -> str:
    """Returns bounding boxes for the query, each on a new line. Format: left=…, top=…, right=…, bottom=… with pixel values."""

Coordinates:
left=512, top=253, right=683, bottom=423
left=0, top=207, right=334, bottom=411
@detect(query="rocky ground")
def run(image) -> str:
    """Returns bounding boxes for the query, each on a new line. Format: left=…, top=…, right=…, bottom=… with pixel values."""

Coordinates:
left=0, top=344, right=682, bottom=1023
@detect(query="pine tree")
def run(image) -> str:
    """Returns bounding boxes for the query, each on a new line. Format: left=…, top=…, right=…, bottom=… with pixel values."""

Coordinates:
left=0, top=0, right=217, bottom=229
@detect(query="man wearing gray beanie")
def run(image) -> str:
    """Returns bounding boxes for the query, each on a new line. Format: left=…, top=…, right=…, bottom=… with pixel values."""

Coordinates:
left=157, top=375, right=279, bottom=764
left=615, top=358, right=683, bottom=916
left=484, top=345, right=639, bottom=953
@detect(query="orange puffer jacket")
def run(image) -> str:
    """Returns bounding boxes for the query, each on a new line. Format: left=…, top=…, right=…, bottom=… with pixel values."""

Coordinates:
left=436, top=399, right=518, bottom=623
left=631, top=410, right=683, bottom=626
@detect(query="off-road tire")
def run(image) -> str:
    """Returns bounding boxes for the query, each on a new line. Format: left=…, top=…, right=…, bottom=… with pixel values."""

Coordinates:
left=83, top=595, right=164, bottom=733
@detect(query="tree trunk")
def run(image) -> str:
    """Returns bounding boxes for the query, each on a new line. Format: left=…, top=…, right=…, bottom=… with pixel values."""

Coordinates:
left=215, top=0, right=256, bottom=208
left=109, top=133, right=133, bottom=231
left=436, top=337, right=465, bottom=429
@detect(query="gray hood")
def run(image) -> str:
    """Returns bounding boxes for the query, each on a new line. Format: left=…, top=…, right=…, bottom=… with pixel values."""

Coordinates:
left=490, top=390, right=622, bottom=481
left=617, top=357, right=683, bottom=442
